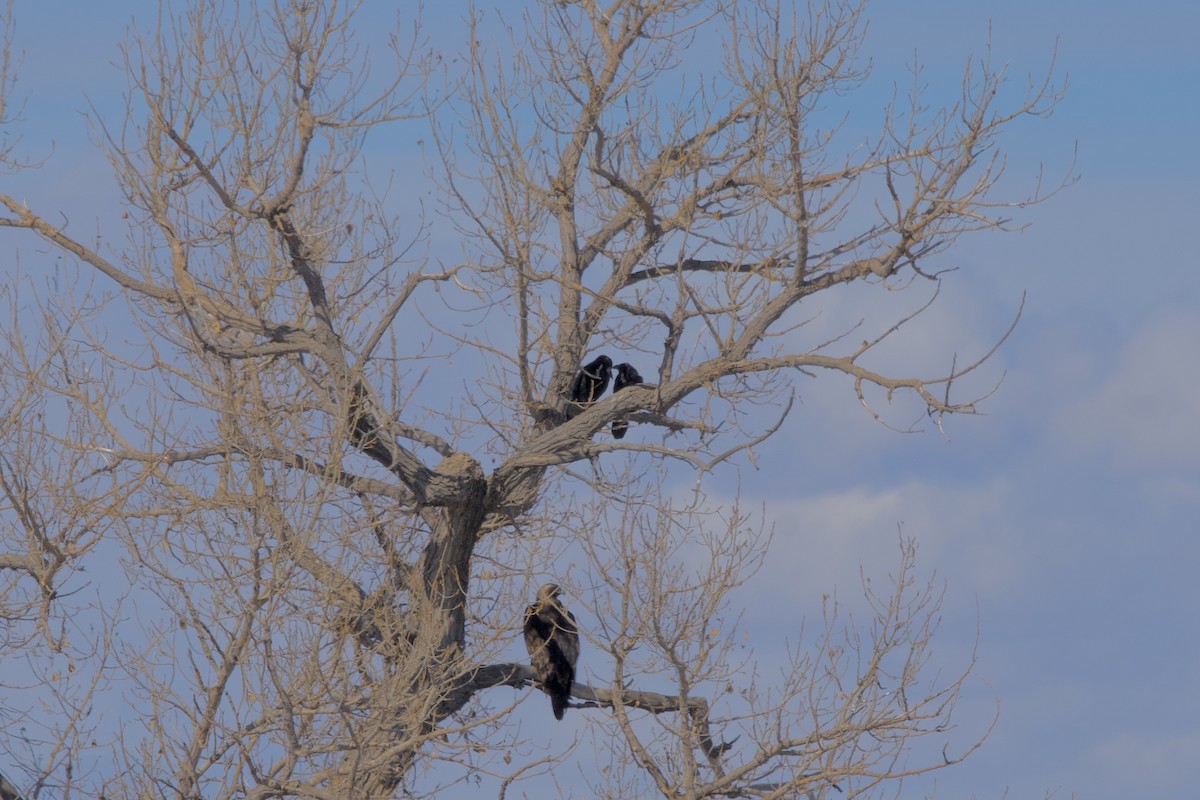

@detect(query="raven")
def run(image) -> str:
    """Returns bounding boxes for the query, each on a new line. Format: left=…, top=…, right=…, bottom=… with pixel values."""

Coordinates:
left=611, top=362, right=643, bottom=439
left=569, top=355, right=613, bottom=405
left=523, top=583, right=580, bottom=720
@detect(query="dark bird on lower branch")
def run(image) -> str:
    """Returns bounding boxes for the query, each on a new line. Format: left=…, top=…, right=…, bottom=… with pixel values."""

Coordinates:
left=611, top=362, right=643, bottom=439
left=523, top=582, right=579, bottom=720
left=0, top=768, right=28, bottom=800
left=569, top=354, right=612, bottom=405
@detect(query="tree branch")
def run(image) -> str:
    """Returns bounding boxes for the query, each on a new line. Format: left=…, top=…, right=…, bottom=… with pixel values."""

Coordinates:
left=459, top=662, right=735, bottom=762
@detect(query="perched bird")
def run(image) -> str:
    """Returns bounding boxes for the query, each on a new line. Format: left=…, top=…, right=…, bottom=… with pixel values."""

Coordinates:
left=610, top=362, right=643, bottom=439
left=0, top=769, right=26, bottom=800
left=523, top=582, right=580, bottom=720
left=569, top=355, right=613, bottom=406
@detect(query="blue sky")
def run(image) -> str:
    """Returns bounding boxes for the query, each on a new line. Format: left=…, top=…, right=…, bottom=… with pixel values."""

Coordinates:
left=3, top=2, right=1198, bottom=798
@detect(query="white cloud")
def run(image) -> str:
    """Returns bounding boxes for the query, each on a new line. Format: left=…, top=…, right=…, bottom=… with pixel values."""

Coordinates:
left=722, top=478, right=1029, bottom=616
left=1063, top=310, right=1200, bottom=471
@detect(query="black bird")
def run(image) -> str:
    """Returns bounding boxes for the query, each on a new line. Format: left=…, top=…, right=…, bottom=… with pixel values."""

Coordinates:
left=523, top=583, right=580, bottom=721
left=610, top=362, right=643, bottom=439
left=569, top=355, right=613, bottom=406
left=0, top=768, right=27, bottom=800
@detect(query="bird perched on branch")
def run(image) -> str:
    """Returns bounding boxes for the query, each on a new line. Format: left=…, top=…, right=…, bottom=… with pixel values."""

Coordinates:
left=569, top=355, right=612, bottom=406
left=610, top=362, right=643, bottom=439
left=523, top=583, right=579, bottom=720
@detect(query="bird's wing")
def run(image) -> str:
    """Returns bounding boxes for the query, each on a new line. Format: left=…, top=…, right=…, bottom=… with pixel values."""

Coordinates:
left=555, top=607, right=580, bottom=671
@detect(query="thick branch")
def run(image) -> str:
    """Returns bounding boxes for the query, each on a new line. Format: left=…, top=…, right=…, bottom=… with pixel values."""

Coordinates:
left=0, top=552, right=40, bottom=572
left=624, top=258, right=786, bottom=288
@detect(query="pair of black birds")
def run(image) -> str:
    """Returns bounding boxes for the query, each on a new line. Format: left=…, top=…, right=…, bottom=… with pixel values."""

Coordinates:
left=568, top=354, right=642, bottom=439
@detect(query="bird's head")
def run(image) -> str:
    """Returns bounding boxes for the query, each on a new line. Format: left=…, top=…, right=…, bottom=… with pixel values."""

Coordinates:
left=537, top=582, right=564, bottom=603
left=614, top=362, right=643, bottom=385
left=585, top=355, right=612, bottom=377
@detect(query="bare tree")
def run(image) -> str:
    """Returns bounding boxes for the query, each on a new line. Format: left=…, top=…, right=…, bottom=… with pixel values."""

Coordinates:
left=0, top=1, right=1066, bottom=797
